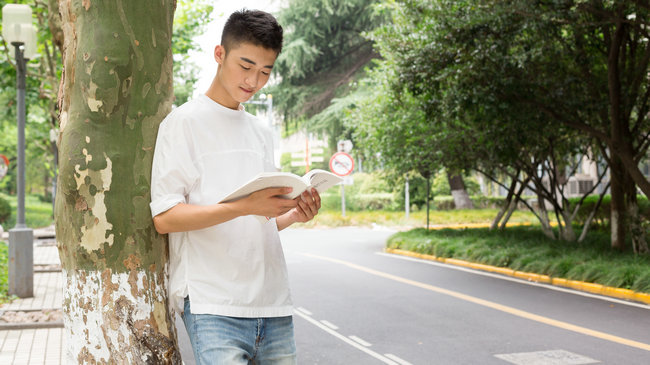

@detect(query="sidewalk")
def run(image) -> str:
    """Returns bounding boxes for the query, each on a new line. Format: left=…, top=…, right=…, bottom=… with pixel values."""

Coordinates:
left=0, top=226, right=64, bottom=365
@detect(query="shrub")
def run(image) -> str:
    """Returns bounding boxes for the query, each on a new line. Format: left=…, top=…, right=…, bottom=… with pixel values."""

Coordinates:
left=0, top=197, right=10, bottom=224
left=569, top=195, right=650, bottom=229
left=348, top=193, right=396, bottom=211
left=432, top=195, right=507, bottom=210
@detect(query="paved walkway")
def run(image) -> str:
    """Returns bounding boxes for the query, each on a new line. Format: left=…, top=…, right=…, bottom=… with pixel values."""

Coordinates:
left=0, top=226, right=64, bottom=365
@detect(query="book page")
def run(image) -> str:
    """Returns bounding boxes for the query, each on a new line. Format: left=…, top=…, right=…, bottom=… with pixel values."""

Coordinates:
left=219, top=172, right=308, bottom=203
left=303, top=169, right=343, bottom=193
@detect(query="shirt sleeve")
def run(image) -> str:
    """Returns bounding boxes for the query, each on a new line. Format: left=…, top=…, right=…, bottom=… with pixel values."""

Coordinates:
left=150, top=115, right=200, bottom=217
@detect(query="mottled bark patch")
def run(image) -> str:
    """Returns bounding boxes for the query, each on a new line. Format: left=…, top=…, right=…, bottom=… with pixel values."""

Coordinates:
left=74, top=154, right=115, bottom=251
left=63, top=269, right=180, bottom=364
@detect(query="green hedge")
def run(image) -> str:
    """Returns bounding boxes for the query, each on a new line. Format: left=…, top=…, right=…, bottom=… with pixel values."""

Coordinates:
left=432, top=196, right=507, bottom=210
left=569, top=195, right=650, bottom=228
left=320, top=192, right=397, bottom=211
left=0, top=196, right=9, bottom=223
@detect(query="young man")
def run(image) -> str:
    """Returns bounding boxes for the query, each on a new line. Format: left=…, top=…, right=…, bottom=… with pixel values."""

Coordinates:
left=150, top=9, right=320, bottom=364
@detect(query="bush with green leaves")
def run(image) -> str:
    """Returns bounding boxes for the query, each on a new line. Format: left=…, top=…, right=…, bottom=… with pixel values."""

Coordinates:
left=433, top=195, right=506, bottom=210
left=0, top=196, right=10, bottom=224
left=569, top=195, right=650, bottom=229
left=388, top=226, right=650, bottom=293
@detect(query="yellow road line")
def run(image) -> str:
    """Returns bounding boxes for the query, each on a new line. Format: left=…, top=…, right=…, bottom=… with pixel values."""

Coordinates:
left=300, top=252, right=650, bottom=352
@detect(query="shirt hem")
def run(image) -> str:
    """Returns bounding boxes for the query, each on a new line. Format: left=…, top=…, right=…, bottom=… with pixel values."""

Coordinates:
left=188, top=302, right=294, bottom=318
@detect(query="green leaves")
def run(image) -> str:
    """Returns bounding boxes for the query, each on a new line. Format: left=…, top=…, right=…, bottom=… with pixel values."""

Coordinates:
left=270, top=0, right=384, bottom=132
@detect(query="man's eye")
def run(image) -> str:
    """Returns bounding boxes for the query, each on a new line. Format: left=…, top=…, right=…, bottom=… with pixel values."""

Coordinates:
left=262, top=71, right=270, bottom=76
left=240, top=65, right=251, bottom=70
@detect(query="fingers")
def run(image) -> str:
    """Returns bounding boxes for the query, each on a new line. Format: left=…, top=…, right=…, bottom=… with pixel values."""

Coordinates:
left=299, top=189, right=321, bottom=217
left=263, top=187, right=293, bottom=197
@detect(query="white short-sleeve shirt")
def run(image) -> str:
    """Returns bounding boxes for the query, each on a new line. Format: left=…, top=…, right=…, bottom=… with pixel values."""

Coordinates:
left=150, top=94, right=292, bottom=318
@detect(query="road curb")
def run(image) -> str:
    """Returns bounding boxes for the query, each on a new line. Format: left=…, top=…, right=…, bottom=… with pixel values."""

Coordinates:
left=0, top=321, right=63, bottom=331
left=384, top=248, right=650, bottom=306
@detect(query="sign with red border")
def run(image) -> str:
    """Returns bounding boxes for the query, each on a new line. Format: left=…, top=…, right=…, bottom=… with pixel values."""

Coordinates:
left=329, top=152, right=354, bottom=177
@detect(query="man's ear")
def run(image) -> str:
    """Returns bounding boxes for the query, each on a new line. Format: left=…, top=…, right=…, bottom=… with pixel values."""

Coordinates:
left=214, top=45, right=226, bottom=64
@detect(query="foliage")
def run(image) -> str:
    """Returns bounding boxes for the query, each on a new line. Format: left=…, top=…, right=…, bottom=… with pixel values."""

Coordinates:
left=0, top=195, right=10, bottom=223
left=172, top=0, right=213, bottom=106
left=0, top=242, right=11, bottom=304
left=433, top=195, right=508, bottom=211
left=0, top=193, right=53, bottom=230
left=0, top=0, right=62, bottom=199
left=387, top=226, right=650, bottom=293
left=569, top=195, right=650, bottom=229
left=294, top=206, right=537, bottom=229
left=270, top=0, right=385, bottom=147
left=349, top=0, right=650, bottom=242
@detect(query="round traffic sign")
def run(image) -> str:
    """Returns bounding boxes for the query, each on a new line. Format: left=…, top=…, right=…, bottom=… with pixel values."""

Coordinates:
left=329, top=152, right=354, bottom=176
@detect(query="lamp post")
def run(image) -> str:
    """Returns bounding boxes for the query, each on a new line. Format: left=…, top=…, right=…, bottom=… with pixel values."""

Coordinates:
left=3, top=4, right=37, bottom=298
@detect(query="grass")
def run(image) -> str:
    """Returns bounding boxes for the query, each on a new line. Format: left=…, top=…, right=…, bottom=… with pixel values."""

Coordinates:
left=387, top=226, right=650, bottom=294
left=0, top=194, right=53, bottom=304
left=0, top=242, right=14, bottom=304
left=0, top=193, right=54, bottom=230
left=294, top=208, right=538, bottom=228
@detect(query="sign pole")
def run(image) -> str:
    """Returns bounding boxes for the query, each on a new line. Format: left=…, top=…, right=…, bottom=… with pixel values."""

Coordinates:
left=341, top=184, right=346, bottom=217
left=329, top=150, right=355, bottom=218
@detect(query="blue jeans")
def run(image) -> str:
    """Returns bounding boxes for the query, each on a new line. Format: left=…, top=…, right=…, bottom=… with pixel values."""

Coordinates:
left=182, top=297, right=297, bottom=365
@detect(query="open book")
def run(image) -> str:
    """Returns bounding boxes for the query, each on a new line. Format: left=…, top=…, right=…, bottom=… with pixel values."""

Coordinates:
left=219, top=169, right=343, bottom=222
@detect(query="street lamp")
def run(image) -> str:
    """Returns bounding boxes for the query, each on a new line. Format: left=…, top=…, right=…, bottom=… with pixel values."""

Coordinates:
left=3, top=4, right=37, bottom=298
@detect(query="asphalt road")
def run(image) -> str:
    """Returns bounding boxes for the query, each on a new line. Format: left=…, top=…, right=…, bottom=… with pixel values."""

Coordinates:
left=280, top=227, right=650, bottom=365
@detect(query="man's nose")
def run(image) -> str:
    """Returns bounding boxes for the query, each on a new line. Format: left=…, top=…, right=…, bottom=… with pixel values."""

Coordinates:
left=245, top=73, right=259, bottom=88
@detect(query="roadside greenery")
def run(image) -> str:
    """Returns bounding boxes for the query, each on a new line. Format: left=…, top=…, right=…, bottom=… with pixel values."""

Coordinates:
left=296, top=208, right=536, bottom=228
left=0, top=193, right=54, bottom=230
left=0, top=242, right=11, bottom=304
left=387, top=227, right=650, bottom=294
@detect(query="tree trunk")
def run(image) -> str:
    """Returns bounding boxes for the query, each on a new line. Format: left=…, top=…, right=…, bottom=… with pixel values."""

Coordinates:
left=56, top=1, right=180, bottom=363
left=559, top=211, right=576, bottom=241
left=626, top=194, right=648, bottom=254
left=610, top=156, right=627, bottom=251
left=535, top=190, right=555, bottom=240
left=447, top=171, right=473, bottom=209
left=491, top=178, right=515, bottom=230
left=47, top=0, right=64, bottom=53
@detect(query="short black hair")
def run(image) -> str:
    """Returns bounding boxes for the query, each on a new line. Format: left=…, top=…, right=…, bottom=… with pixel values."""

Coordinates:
left=221, top=9, right=283, bottom=55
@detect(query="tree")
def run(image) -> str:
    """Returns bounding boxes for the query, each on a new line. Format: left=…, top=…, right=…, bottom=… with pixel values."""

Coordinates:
left=350, top=70, right=440, bottom=227
left=361, top=0, right=650, bottom=251
left=350, top=0, right=614, bottom=239
left=270, top=0, right=384, bottom=148
left=55, top=1, right=180, bottom=362
left=0, top=0, right=63, bottom=202
left=431, top=0, right=650, bottom=251
left=171, top=0, right=213, bottom=106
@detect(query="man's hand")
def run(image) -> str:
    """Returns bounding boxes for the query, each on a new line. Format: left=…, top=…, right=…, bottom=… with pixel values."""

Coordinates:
left=238, top=187, right=298, bottom=218
left=152, top=187, right=298, bottom=234
left=276, top=189, right=321, bottom=231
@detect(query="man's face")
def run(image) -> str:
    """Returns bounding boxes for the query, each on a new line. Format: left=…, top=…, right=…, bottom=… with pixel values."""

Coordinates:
left=214, top=42, right=278, bottom=109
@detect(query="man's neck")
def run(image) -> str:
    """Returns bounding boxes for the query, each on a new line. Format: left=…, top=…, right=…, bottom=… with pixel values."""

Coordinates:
left=205, top=77, right=240, bottom=110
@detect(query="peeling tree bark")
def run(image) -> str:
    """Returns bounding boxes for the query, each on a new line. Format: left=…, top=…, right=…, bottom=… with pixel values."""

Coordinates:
left=447, top=172, right=474, bottom=209
left=55, top=0, right=180, bottom=363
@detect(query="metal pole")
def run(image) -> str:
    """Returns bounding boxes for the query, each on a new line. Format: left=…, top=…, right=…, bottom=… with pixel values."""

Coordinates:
left=340, top=184, right=346, bottom=217
left=15, top=44, right=26, bottom=228
left=9, top=42, right=34, bottom=298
